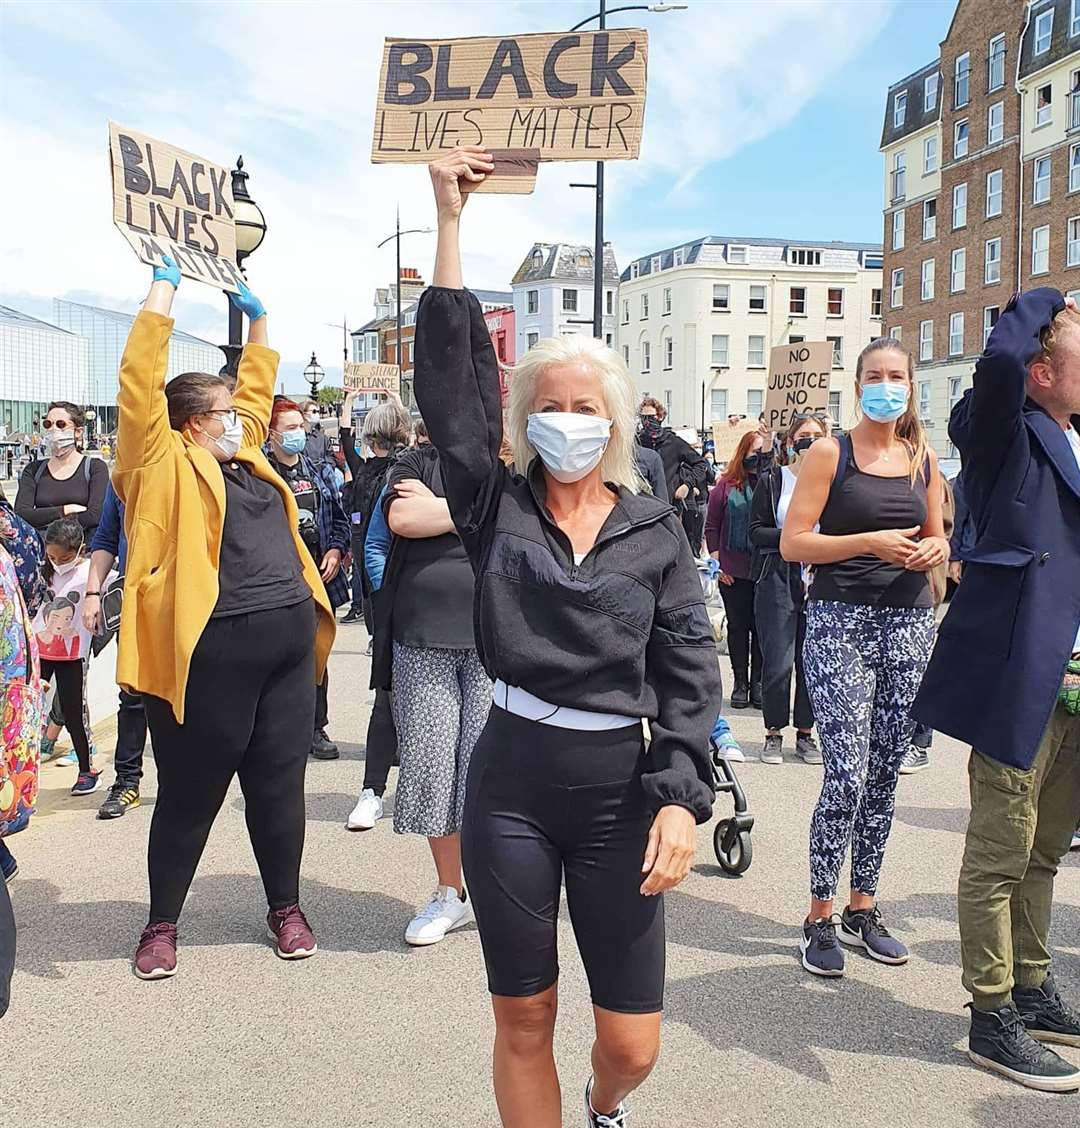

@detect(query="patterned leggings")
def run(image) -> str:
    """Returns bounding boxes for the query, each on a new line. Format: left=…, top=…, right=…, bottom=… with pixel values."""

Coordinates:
left=391, top=643, right=492, bottom=837
left=803, top=600, right=935, bottom=901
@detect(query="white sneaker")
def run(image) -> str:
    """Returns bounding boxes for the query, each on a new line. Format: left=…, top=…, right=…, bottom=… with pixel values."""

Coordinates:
left=346, top=789, right=383, bottom=830
left=405, top=886, right=472, bottom=946
left=1071, top=830, right=1080, bottom=851
left=585, top=1077, right=628, bottom=1126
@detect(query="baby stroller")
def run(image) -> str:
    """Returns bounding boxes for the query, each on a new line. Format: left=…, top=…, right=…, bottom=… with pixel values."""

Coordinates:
left=697, top=559, right=754, bottom=875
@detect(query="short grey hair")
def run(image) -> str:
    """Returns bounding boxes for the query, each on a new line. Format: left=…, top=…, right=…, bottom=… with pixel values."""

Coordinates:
left=362, top=400, right=410, bottom=452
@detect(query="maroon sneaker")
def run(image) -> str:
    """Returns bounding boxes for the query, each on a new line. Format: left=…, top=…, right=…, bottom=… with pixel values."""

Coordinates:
left=267, top=904, right=317, bottom=959
left=133, top=922, right=178, bottom=980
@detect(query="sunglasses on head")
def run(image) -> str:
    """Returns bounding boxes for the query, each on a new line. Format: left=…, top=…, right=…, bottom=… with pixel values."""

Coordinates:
left=43, top=419, right=74, bottom=430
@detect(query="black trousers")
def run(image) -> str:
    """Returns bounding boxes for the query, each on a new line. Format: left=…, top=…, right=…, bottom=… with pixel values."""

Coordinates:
left=142, top=599, right=316, bottom=925
left=349, top=527, right=364, bottom=611
left=0, top=870, right=13, bottom=1019
left=363, top=687, right=397, bottom=796
left=754, top=558, right=814, bottom=732
left=114, top=688, right=147, bottom=787
left=681, top=502, right=705, bottom=556
left=719, top=577, right=761, bottom=688
left=40, top=659, right=91, bottom=773
left=315, top=672, right=329, bottom=733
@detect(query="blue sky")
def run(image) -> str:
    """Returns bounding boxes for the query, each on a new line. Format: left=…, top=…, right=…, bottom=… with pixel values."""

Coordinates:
left=0, top=0, right=956, bottom=393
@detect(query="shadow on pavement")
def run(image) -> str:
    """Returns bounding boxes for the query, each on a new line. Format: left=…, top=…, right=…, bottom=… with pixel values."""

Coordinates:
left=893, top=805, right=970, bottom=835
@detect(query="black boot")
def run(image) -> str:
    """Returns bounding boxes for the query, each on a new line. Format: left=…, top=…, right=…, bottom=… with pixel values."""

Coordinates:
left=750, top=681, right=763, bottom=709
left=311, top=729, right=340, bottom=760
left=966, top=1002, right=1080, bottom=1091
left=1014, top=975, right=1080, bottom=1047
left=730, top=680, right=750, bottom=709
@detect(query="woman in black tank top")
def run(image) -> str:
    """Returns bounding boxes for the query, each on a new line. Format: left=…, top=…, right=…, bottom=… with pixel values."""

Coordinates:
left=779, top=338, right=949, bottom=979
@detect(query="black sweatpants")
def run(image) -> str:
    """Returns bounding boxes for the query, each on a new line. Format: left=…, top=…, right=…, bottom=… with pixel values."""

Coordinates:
left=40, top=659, right=91, bottom=773
left=754, top=558, right=814, bottom=733
left=362, top=688, right=397, bottom=796
left=718, top=577, right=761, bottom=688
left=142, top=599, right=316, bottom=925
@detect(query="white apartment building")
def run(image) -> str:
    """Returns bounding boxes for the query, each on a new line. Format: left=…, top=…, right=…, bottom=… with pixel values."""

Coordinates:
left=511, top=243, right=619, bottom=357
left=617, top=236, right=884, bottom=431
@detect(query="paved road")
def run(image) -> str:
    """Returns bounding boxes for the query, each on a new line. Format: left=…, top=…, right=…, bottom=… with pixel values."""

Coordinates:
left=6, top=622, right=1079, bottom=1128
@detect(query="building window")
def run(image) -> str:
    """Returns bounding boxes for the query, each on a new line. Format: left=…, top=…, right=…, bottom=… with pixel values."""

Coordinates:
left=749, top=285, right=767, bottom=312
left=891, top=267, right=904, bottom=308
left=621, top=299, right=629, bottom=324
left=622, top=344, right=630, bottom=364
left=893, top=208, right=905, bottom=251
left=527, top=331, right=539, bottom=349
left=1073, top=0, right=1080, bottom=36
left=983, top=305, right=999, bottom=345
left=711, top=334, right=729, bottom=366
left=1032, top=224, right=1051, bottom=275
left=828, top=336, right=843, bottom=368
left=950, top=247, right=966, bottom=292
left=1036, top=83, right=1053, bottom=128
left=789, top=335, right=805, bottom=344
left=919, top=320, right=933, bottom=362
left=1033, top=155, right=1052, bottom=205
left=673, top=248, right=684, bottom=267
left=562, top=289, right=578, bottom=312
left=949, top=378, right=964, bottom=416
left=986, top=169, right=1003, bottom=217
left=710, top=388, right=728, bottom=421
left=728, top=244, right=748, bottom=264
left=664, top=390, right=672, bottom=414
left=527, top=290, right=538, bottom=314
left=642, top=340, right=651, bottom=372
left=712, top=283, right=730, bottom=311
left=921, top=258, right=935, bottom=301
left=889, top=325, right=902, bottom=341
left=985, top=238, right=1002, bottom=283
left=828, top=390, right=842, bottom=426
left=663, top=335, right=673, bottom=369
left=605, top=290, right=614, bottom=315
left=923, top=199, right=937, bottom=241
left=925, top=71, right=939, bottom=111
left=790, top=248, right=823, bottom=265
left=953, top=182, right=968, bottom=228
left=871, top=287, right=883, bottom=317
left=790, top=286, right=807, bottom=315
left=955, top=52, right=970, bottom=108
left=1068, top=217, right=1080, bottom=267
left=662, top=287, right=672, bottom=315
left=919, top=380, right=932, bottom=419
left=827, top=288, right=845, bottom=317
left=1072, top=70, right=1080, bottom=129
left=1035, top=8, right=1054, bottom=56
left=891, top=151, right=906, bottom=201
left=924, top=135, right=938, bottom=174
left=894, top=90, right=907, bottom=128
left=741, top=390, right=760, bottom=419
left=949, top=311, right=964, bottom=356
left=640, top=293, right=649, bottom=319
left=748, top=335, right=765, bottom=367
left=988, top=34, right=1006, bottom=91
left=1071, top=144, right=1080, bottom=192
left=630, top=263, right=640, bottom=279
left=987, top=101, right=1004, bottom=145
left=954, top=118, right=969, bottom=159
left=650, top=256, right=661, bottom=273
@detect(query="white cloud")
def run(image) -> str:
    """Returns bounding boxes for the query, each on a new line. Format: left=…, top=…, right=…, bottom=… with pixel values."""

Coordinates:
left=1, top=0, right=892, bottom=373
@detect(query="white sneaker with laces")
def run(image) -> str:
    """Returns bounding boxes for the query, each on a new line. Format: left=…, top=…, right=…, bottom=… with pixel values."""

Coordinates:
left=346, top=789, right=384, bottom=830
left=1071, top=830, right=1080, bottom=852
left=585, top=1077, right=628, bottom=1127
left=405, top=886, right=472, bottom=946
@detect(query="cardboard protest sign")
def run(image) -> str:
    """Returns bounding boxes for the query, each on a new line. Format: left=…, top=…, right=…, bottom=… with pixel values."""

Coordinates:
left=344, top=362, right=401, bottom=395
left=109, top=122, right=242, bottom=293
left=371, top=29, right=648, bottom=193
left=711, top=418, right=759, bottom=463
left=764, top=342, right=832, bottom=433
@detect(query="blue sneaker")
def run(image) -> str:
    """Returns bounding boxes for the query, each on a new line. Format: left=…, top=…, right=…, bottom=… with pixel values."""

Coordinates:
left=839, top=904, right=909, bottom=965
left=70, top=771, right=100, bottom=796
left=801, top=916, right=845, bottom=977
left=58, top=743, right=97, bottom=768
left=714, top=731, right=745, bottom=763
left=39, top=735, right=61, bottom=762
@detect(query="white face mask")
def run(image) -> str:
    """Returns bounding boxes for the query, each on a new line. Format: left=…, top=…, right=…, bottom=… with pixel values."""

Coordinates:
left=526, top=412, right=612, bottom=484
left=211, top=416, right=244, bottom=459
left=45, top=430, right=76, bottom=453
left=52, top=556, right=81, bottom=576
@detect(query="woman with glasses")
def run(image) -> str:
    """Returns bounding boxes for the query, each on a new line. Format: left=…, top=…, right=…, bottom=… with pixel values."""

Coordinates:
left=749, top=413, right=827, bottom=765
left=15, top=401, right=108, bottom=539
left=114, top=257, right=336, bottom=980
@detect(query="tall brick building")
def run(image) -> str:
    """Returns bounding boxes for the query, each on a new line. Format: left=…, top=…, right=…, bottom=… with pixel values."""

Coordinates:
left=880, top=0, right=1080, bottom=457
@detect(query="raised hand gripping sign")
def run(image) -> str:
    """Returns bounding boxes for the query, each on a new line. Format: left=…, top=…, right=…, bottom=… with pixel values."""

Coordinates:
left=109, top=122, right=244, bottom=293
left=372, top=30, right=648, bottom=193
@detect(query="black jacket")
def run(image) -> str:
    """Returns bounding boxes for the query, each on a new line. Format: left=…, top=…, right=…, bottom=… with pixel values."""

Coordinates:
left=414, top=287, right=720, bottom=823
left=639, top=431, right=709, bottom=502
left=634, top=445, right=669, bottom=502
left=748, top=465, right=784, bottom=583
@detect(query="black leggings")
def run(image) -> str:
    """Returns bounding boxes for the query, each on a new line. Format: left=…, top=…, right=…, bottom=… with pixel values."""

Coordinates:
left=462, top=706, right=664, bottom=1014
left=142, top=599, right=316, bottom=925
left=40, top=659, right=91, bottom=773
left=719, top=577, right=761, bottom=687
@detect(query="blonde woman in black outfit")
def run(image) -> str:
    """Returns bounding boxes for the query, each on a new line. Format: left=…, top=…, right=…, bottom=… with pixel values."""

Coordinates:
left=418, top=148, right=720, bottom=1128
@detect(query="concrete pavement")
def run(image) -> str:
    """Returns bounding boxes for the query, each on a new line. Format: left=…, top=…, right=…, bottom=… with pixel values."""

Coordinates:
left=5, top=621, right=1079, bottom=1128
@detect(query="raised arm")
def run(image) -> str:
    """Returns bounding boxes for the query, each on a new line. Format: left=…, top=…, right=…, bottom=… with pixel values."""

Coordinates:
left=227, top=281, right=278, bottom=451
left=340, top=392, right=363, bottom=477
left=748, top=472, right=780, bottom=551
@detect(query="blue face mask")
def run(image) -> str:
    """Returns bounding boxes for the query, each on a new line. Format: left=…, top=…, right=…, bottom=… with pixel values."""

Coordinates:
left=860, top=382, right=909, bottom=423
left=279, top=429, right=307, bottom=454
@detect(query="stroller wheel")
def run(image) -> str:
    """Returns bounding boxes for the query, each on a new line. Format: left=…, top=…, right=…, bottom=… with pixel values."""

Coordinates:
left=713, top=819, right=752, bottom=875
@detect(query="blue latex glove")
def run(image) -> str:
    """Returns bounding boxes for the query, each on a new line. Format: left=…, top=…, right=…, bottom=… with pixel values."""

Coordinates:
left=228, top=279, right=266, bottom=321
left=152, top=255, right=181, bottom=289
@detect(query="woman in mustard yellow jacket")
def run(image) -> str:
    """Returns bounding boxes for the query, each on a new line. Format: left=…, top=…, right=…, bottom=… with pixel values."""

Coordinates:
left=114, top=258, right=335, bottom=980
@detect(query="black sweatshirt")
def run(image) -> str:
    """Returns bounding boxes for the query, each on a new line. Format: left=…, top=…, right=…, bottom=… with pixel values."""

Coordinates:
left=15, top=456, right=108, bottom=534
left=414, top=286, right=720, bottom=823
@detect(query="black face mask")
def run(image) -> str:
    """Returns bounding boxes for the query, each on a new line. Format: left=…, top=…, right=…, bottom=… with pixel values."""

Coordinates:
left=793, top=435, right=816, bottom=454
left=639, top=416, right=662, bottom=447
left=743, top=453, right=763, bottom=472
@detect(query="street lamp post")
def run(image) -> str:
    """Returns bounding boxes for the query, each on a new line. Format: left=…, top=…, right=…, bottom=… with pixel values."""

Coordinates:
left=569, top=3, right=687, bottom=340
left=304, top=353, right=325, bottom=403
left=220, top=155, right=268, bottom=376
left=377, top=211, right=433, bottom=405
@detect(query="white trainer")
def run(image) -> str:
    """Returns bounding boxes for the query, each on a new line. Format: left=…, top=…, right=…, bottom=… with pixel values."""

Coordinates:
left=346, top=789, right=384, bottom=831
left=405, top=886, right=472, bottom=946
left=585, top=1077, right=628, bottom=1126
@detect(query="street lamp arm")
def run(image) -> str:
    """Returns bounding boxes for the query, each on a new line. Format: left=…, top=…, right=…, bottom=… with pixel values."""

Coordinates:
left=569, top=5, right=649, bottom=31
left=377, top=227, right=434, bottom=248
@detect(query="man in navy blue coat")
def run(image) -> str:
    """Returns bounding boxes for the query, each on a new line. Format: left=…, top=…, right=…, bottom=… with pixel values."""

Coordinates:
left=914, top=288, right=1080, bottom=1091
